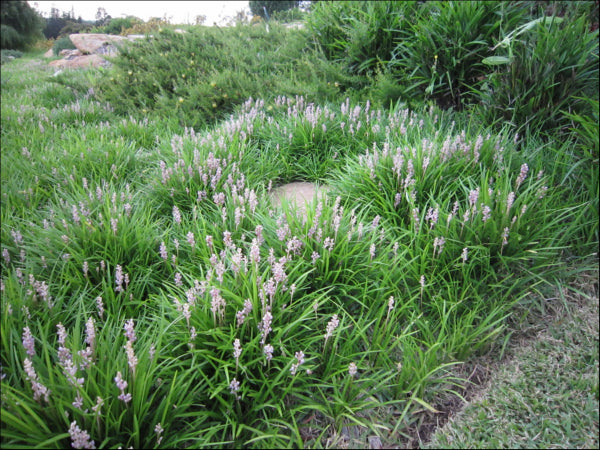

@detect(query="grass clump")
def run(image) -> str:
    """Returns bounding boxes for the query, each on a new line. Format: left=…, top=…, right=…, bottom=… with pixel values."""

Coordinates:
left=478, top=11, right=599, bottom=139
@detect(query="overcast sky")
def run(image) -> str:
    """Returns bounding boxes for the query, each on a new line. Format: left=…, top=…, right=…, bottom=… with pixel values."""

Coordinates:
left=30, top=1, right=252, bottom=25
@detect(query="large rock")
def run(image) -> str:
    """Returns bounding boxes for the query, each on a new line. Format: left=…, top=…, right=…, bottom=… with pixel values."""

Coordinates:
left=69, top=33, right=127, bottom=55
left=271, top=182, right=329, bottom=213
left=48, top=54, right=108, bottom=69
left=59, top=49, right=82, bottom=57
left=47, top=33, right=147, bottom=70
left=43, top=48, right=54, bottom=58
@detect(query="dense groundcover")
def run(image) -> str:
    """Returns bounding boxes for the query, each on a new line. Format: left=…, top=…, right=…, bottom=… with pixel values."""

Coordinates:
left=1, top=2, right=598, bottom=448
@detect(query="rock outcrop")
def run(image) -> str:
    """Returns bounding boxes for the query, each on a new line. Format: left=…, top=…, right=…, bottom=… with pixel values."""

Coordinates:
left=69, top=33, right=127, bottom=55
left=47, top=33, right=145, bottom=69
left=49, top=54, right=108, bottom=69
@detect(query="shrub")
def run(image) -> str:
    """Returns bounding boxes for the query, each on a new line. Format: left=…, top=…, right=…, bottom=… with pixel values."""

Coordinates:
left=0, top=0, right=45, bottom=50
left=0, top=23, right=22, bottom=49
left=95, top=24, right=343, bottom=129
left=57, top=21, right=91, bottom=36
left=52, top=35, right=76, bottom=56
left=0, top=48, right=23, bottom=64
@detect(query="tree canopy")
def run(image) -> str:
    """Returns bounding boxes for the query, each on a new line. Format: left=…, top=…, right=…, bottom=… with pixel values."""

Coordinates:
left=1, top=0, right=44, bottom=49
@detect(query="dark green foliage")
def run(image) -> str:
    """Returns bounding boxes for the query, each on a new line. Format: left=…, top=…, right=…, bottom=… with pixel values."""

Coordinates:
left=304, top=0, right=424, bottom=106
left=307, top=0, right=599, bottom=137
left=391, top=1, right=527, bottom=110
left=269, top=6, right=306, bottom=22
left=249, top=0, right=301, bottom=19
left=95, top=24, right=343, bottom=129
left=307, top=1, right=418, bottom=76
left=0, top=48, right=23, bottom=64
left=55, top=20, right=91, bottom=36
left=43, top=6, right=95, bottom=39
left=0, top=24, right=22, bottom=49
left=52, top=35, right=76, bottom=56
left=42, top=14, right=66, bottom=39
left=478, top=13, right=599, bottom=139
left=0, top=0, right=44, bottom=49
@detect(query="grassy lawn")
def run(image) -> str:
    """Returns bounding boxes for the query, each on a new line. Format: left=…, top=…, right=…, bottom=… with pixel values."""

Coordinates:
left=424, top=271, right=599, bottom=449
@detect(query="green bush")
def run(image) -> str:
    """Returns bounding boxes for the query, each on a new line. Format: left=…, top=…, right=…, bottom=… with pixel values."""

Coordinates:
left=0, top=0, right=45, bottom=50
left=52, top=34, right=76, bottom=55
left=95, top=24, right=344, bottom=129
left=0, top=48, right=22, bottom=64
left=0, top=23, right=22, bottom=49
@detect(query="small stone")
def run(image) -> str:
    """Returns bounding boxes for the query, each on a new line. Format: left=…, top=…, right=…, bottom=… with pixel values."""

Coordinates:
left=270, top=182, right=329, bottom=213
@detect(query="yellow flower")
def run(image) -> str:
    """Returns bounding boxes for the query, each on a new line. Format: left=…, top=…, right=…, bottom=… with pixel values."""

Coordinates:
left=181, top=74, right=186, bottom=78
left=210, top=82, right=216, bottom=88
left=212, top=102, right=217, bottom=108
left=178, top=97, right=184, bottom=103
left=128, top=71, right=133, bottom=75
left=222, top=93, right=228, bottom=99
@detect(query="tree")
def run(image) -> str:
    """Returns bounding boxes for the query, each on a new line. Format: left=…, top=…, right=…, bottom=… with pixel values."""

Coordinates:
left=249, top=1, right=301, bottom=19
left=1, top=0, right=44, bottom=49
left=95, top=7, right=109, bottom=26
left=43, top=13, right=66, bottom=39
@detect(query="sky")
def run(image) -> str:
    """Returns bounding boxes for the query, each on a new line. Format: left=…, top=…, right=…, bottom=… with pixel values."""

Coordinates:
left=30, top=1, right=252, bottom=25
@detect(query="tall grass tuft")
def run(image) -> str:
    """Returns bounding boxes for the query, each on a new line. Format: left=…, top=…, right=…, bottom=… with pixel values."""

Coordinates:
left=478, top=11, right=599, bottom=139
left=390, top=1, right=527, bottom=110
